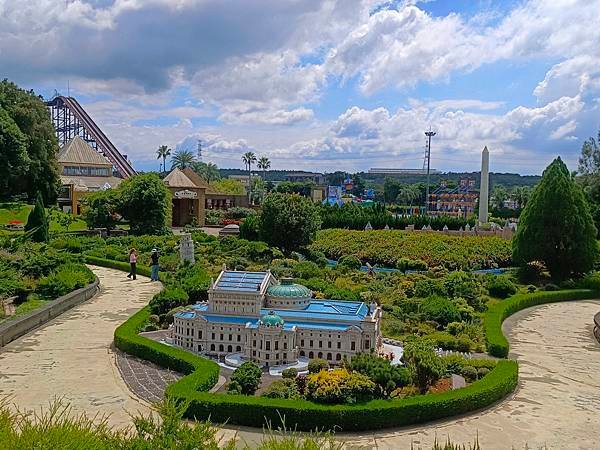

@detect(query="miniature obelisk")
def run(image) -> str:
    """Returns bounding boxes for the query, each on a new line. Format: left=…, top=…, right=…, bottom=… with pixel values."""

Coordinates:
left=478, top=146, right=489, bottom=224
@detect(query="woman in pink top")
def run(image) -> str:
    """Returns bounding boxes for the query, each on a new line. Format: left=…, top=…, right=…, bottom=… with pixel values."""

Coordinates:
left=127, top=248, right=137, bottom=280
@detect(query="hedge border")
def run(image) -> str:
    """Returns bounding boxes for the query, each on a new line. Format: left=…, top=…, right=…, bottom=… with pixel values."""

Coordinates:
left=484, top=289, right=600, bottom=358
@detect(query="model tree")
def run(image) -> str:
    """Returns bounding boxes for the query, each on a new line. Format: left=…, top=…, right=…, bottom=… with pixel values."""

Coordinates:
left=227, top=361, right=262, bottom=395
left=25, top=192, right=49, bottom=242
left=402, top=338, right=444, bottom=394
left=81, top=189, right=122, bottom=233
left=513, top=157, right=597, bottom=281
left=260, top=192, right=321, bottom=253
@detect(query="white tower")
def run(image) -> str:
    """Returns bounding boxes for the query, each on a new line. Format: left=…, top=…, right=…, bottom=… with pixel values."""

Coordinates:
left=479, top=146, right=490, bottom=224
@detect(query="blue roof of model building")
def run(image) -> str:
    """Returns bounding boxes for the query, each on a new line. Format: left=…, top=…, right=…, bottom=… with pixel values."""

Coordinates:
left=214, top=271, right=268, bottom=292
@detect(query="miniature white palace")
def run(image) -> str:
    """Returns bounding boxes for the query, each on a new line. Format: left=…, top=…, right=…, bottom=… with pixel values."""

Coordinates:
left=172, top=270, right=382, bottom=367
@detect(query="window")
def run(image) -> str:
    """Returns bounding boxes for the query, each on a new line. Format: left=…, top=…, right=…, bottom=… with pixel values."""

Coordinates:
left=319, top=341, right=322, bottom=348
left=327, top=353, right=332, bottom=360
left=220, top=334, right=223, bottom=340
left=275, top=341, right=278, bottom=350
left=283, top=342, right=287, bottom=350
left=310, top=340, right=313, bottom=347
left=211, top=333, right=215, bottom=340
left=318, top=352, right=323, bottom=358
left=309, top=351, right=314, bottom=358
left=210, top=344, right=215, bottom=351
left=236, top=345, right=241, bottom=352
left=228, top=334, right=232, bottom=341
left=253, top=340, right=256, bottom=347
left=336, top=353, right=341, bottom=361
left=351, top=341, right=356, bottom=351
left=301, top=339, right=304, bottom=346
left=365, top=339, right=370, bottom=348
left=266, top=341, right=271, bottom=351
left=198, top=344, right=202, bottom=351
left=328, top=341, right=332, bottom=348
left=337, top=342, right=341, bottom=349
left=237, top=335, right=241, bottom=342
left=219, top=344, right=224, bottom=352
left=227, top=345, right=232, bottom=353
left=198, top=330, right=202, bottom=339
left=266, top=354, right=269, bottom=360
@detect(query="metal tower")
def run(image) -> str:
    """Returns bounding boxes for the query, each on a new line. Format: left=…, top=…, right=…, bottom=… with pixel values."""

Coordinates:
left=424, top=129, right=436, bottom=212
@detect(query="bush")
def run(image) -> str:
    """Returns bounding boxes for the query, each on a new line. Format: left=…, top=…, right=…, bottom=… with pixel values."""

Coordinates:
left=413, top=279, right=446, bottom=298
left=402, top=338, right=446, bottom=394
left=177, top=264, right=211, bottom=302
left=543, top=283, right=559, bottom=291
left=308, top=358, right=329, bottom=374
left=239, top=214, right=260, bottom=241
left=338, top=255, right=361, bottom=271
left=149, top=287, right=189, bottom=317
left=282, top=368, right=298, bottom=379
left=477, top=367, right=490, bottom=378
left=526, top=284, right=537, bottom=293
left=262, top=379, right=300, bottom=400
left=36, top=263, right=95, bottom=299
left=486, top=276, right=517, bottom=299
left=228, top=362, right=262, bottom=395
left=484, top=289, right=599, bottom=358
left=305, top=369, right=375, bottom=404
left=580, top=272, right=600, bottom=290
left=292, top=261, right=321, bottom=280
left=460, top=366, right=478, bottom=382
left=347, top=352, right=411, bottom=397
left=420, top=295, right=462, bottom=328
left=24, top=193, right=49, bottom=242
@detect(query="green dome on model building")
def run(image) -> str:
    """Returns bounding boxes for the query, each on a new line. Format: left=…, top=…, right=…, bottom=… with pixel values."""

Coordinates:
left=260, top=311, right=284, bottom=327
left=266, top=278, right=312, bottom=298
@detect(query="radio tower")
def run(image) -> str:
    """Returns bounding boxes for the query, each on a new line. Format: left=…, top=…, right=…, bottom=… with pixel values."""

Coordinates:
left=424, top=129, right=436, bottom=213
left=197, top=139, right=202, bottom=161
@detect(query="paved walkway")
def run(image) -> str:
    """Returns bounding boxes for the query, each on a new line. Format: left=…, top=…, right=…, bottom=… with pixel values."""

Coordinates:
left=0, top=266, right=162, bottom=426
left=222, top=299, right=600, bottom=449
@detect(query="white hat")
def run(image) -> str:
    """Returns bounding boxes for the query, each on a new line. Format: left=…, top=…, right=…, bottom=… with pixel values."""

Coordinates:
left=152, top=248, right=157, bottom=253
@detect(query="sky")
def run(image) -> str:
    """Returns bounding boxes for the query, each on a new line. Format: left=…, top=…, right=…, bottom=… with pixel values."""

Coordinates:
left=1, top=0, right=599, bottom=175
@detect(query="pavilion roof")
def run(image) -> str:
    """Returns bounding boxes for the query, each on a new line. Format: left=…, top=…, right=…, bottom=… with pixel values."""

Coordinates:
left=58, top=136, right=112, bottom=167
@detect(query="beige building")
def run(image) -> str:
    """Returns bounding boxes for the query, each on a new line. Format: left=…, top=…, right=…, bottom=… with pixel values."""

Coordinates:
left=57, top=136, right=124, bottom=214
left=172, top=270, right=382, bottom=367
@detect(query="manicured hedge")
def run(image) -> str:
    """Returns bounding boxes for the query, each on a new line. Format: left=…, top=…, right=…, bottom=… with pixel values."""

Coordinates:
left=484, top=289, right=599, bottom=358
left=166, top=359, right=517, bottom=431
left=114, top=306, right=219, bottom=392
left=84, top=255, right=154, bottom=278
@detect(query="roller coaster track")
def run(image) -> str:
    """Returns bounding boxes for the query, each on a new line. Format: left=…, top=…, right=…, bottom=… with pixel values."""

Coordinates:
left=46, top=96, right=136, bottom=178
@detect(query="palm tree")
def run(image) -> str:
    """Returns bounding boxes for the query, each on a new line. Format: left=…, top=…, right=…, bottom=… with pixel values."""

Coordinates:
left=193, top=161, right=221, bottom=183
left=156, top=145, right=171, bottom=173
left=257, top=156, right=271, bottom=179
left=396, top=185, right=420, bottom=207
left=511, top=186, right=532, bottom=209
left=242, top=151, right=257, bottom=203
left=171, top=150, right=196, bottom=170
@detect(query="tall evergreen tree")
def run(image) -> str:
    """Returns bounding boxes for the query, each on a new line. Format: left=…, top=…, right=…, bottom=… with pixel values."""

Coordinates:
left=25, top=192, right=49, bottom=242
left=513, top=157, right=597, bottom=280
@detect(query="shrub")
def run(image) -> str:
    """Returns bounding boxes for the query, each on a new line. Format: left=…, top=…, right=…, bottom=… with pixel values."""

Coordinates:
left=305, top=368, right=375, bottom=404
left=420, top=295, right=462, bottom=328
left=262, top=379, right=300, bottom=400
left=177, top=264, right=211, bottom=302
left=460, top=366, right=478, bottom=383
left=579, top=272, right=600, bottom=290
left=292, top=261, right=321, bottom=280
left=228, top=362, right=262, bottom=395
left=149, top=287, right=189, bottom=317
left=338, top=255, right=361, bottom=271
left=486, top=276, right=517, bottom=299
left=477, top=367, right=490, bottom=379
left=413, top=279, right=446, bottom=298
left=36, top=263, right=95, bottom=299
left=527, top=284, right=537, bottom=293
left=282, top=368, right=298, bottom=379
left=224, top=207, right=256, bottom=220
left=544, top=283, right=559, bottom=291
left=24, top=193, right=49, bottom=242
left=347, top=352, right=411, bottom=397
left=402, top=338, right=445, bottom=394
left=308, top=358, right=329, bottom=374
left=239, top=214, right=260, bottom=241
left=517, top=260, right=544, bottom=284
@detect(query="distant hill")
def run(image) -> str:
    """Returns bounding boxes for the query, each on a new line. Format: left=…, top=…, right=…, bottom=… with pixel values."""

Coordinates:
left=220, top=168, right=540, bottom=188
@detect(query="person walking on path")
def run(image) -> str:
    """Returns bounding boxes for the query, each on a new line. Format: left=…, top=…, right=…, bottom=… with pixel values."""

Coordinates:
left=150, top=248, right=160, bottom=281
left=127, top=248, right=137, bottom=280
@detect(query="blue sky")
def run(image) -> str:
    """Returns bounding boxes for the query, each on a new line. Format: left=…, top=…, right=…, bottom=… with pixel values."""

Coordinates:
left=1, top=0, right=599, bottom=175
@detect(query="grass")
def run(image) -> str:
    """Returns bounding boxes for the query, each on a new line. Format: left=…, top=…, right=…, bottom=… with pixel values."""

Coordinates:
left=0, top=202, right=88, bottom=233
left=0, top=297, right=47, bottom=324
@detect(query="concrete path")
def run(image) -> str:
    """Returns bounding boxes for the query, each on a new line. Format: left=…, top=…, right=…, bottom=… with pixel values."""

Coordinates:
left=0, top=266, right=162, bottom=426
left=223, top=299, right=600, bottom=449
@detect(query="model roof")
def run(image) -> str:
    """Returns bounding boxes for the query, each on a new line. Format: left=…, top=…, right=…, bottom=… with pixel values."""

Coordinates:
left=58, top=136, right=112, bottom=167
left=163, top=168, right=197, bottom=188
left=214, top=270, right=269, bottom=292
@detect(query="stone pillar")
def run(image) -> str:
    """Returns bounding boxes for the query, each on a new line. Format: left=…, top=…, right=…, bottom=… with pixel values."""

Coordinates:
left=478, top=146, right=489, bottom=224
left=179, top=232, right=195, bottom=264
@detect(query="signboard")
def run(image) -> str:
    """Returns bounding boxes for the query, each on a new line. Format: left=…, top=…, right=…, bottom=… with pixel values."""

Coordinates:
left=174, top=189, right=198, bottom=199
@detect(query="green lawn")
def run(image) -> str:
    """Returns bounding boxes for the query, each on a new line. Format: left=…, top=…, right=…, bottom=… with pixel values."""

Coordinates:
left=0, top=297, right=47, bottom=324
left=0, top=202, right=87, bottom=232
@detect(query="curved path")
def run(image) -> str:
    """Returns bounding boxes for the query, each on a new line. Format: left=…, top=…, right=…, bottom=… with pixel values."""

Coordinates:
left=225, top=299, right=600, bottom=449
left=0, top=266, right=162, bottom=426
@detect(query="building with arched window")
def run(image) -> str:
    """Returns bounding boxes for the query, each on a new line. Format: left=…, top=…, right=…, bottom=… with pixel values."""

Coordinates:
left=172, top=270, right=382, bottom=367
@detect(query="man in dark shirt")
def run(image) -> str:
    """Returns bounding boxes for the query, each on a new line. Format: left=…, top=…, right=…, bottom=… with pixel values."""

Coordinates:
left=150, top=248, right=160, bottom=281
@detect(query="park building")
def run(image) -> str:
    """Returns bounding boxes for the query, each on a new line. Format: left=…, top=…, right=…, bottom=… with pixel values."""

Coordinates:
left=57, top=136, right=124, bottom=214
left=171, top=270, right=382, bottom=367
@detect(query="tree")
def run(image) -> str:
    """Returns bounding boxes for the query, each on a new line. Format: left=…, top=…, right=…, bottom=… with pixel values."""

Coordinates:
left=210, top=178, right=245, bottom=195
left=260, top=193, right=321, bottom=253
left=0, top=79, right=60, bottom=203
left=49, top=207, right=77, bottom=232
left=170, top=149, right=196, bottom=170
left=511, top=186, right=531, bottom=209
left=578, top=129, right=600, bottom=175
left=119, top=173, right=172, bottom=235
left=242, top=151, right=257, bottom=204
left=228, top=361, right=262, bottom=395
left=491, top=185, right=508, bottom=209
left=513, top=157, right=597, bottom=281
left=257, top=156, right=271, bottom=179
left=0, top=106, right=30, bottom=195
left=156, top=145, right=171, bottom=173
left=402, top=338, right=445, bottom=394
left=24, top=192, right=49, bottom=242
left=192, top=161, right=220, bottom=183
left=396, top=185, right=420, bottom=206
left=308, top=358, right=329, bottom=374
left=81, top=189, right=121, bottom=233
